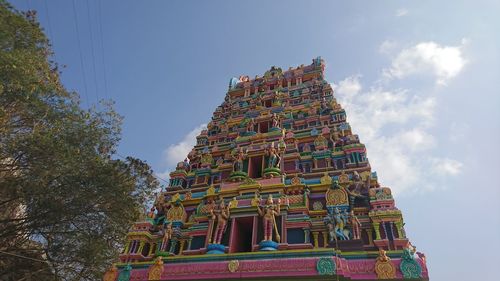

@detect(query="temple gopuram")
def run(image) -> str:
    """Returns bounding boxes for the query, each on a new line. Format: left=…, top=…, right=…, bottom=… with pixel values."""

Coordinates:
left=104, top=57, right=429, bottom=281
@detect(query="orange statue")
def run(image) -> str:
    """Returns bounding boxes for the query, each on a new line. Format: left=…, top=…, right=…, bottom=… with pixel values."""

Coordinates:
left=160, top=222, right=173, bottom=251
left=349, top=211, right=361, bottom=240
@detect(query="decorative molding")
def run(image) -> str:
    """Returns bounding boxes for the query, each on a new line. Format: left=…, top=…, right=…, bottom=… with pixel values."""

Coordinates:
left=316, top=257, right=336, bottom=275
left=228, top=260, right=240, bottom=273
left=374, top=250, right=396, bottom=279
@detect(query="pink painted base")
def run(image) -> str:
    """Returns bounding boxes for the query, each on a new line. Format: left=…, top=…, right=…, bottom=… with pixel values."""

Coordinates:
left=123, top=255, right=429, bottom=280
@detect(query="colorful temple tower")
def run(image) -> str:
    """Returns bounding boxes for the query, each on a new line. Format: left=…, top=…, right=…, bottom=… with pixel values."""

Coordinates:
left=104, top=58, right=428, bottom=281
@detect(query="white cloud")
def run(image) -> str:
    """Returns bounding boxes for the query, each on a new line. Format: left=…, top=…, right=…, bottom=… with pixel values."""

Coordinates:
left=379, top=40, right=399, bottom=55
left=431, top=158, right=464, bottom=176
left=367, top=136, right=420, bottom=193
left=395, top=8, right=408, bottom=17
left=399, top=128, right=436, bottom=151
left=158, top=123, right=206, bottom=179
left=335, top=75, right=362, bottom=97
left=335, top=74, right=462, bottom=195
left=339, top=85, right=435, bottom=142
left=383, top=40, right=468, bottom=85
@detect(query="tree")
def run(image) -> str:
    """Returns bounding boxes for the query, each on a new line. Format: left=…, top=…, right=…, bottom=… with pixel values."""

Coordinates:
left=0, top=1, right=159, bottom=280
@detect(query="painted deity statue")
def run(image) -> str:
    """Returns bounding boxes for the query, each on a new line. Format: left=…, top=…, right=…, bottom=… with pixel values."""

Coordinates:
left=161, top=223, right=173, bottom=251
left=271, top=113, right=280, bottom=128
left=246, top=118, right=255, bottom=132
left=266, top=143, right=281, bottom=169
left=324, top=214, right=337, bottom=243
left=204, top=198, right=216, bottom=216
left=324, top=207, right=350, bottom=242
left=251, top=193, right=261, bottom=207
left=187, top=148, right=201, bottom=169
left=275, top=91, right=286, bottom=107
left=200, top=150, right=213, bottom=167
left=377, top=249, right=390, bottom=262
left=400, top=222, right=407, bottom=238
left=334, top=209, right=346, bottom=240
left=232, top=147, right=247, bottom=172
left=210, top=200, right=230, bottom=244
left=349, top=211, right=361, bottom=239
left=223, top=150, right=232, bottom=163
left=342, top=209, right=349, bottom=227
left=257, top=195, right=281, bottom=242
left=302, top=143, right=311, bottom=152
left=330, top=126, right=342, bottom=149
left=255, top=95, right=263, bottom=108
left=320, top=97, right=331, bottom=114
left=152, top=194, right=171, bottom=230
left=221, top=122, right=228, bottom=133
left=350, top=171, right=369, bottom=195
left=215, top=157, right=224, bottom=166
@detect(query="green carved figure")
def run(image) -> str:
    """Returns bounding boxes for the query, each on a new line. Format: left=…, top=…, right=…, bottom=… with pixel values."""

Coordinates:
left=266, top=143, right=281, bottom=168
left=400, top=246, right=422, bottom=279
left=232, top=147, right=246, bottom=172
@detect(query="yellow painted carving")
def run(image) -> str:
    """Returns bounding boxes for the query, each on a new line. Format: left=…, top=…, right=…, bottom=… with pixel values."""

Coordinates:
left=314, top=135, right=328, bottom=148
left=206, top=185, right=216, bottom=196
left=375, top=250, right=396, bottom=279
left=229, top=197, right=238, bottom=209
left=201, top=152, right=213, bottom=165
left=228, top=260, right=240, bottom=273
left=338, top=171, right=349, bottom=184
left=170, top=193, right=181, bottom=203
left=148, top=257, right=164, bottom=281
left=325, top=188, right=348, bottom=206
left=251, top=193, right=261, bottom=207
left=290, top=176, right=301, bottom=186
left=167, top=203, right=186, bottom=222
left=320, top=173, right=332, bottom=185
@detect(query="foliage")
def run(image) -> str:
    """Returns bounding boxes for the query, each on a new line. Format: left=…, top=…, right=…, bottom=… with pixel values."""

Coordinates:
left=0, top=1, right=159, bottom=280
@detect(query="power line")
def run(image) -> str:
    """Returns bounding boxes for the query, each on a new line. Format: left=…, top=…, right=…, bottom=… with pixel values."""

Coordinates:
left=85, top=0, right=100, bottom=105
left=71, top=0, right=90, bottom=107
left=97, top=0, right=109, bottom=99
left=28, top=1, right=166, bottom=189
left=42, top=0, right=57, bottom=64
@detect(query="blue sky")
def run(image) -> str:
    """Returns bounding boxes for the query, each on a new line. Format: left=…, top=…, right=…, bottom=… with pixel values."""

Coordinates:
left=10, top=1, right=500, bottom=280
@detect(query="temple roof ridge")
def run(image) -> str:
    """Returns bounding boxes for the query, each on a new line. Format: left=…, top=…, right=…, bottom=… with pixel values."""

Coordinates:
left=228, top=56, right=326, bottom=91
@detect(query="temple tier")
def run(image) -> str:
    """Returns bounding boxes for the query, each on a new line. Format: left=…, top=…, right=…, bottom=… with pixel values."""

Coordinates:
left=104, top=57, right=428, bottom=281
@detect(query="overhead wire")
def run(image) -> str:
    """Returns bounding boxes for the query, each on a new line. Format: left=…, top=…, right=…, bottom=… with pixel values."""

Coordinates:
left=42, top=0, right=57, bottom=64
left=8, top=3, right=167, bottom=268
left=24, top=1, right=168, bottom=189
left=71, top=0, right=90, bottom=107
left=85, top=0, right=101, bottom=106
left=97, top=0, right=109, bottom=99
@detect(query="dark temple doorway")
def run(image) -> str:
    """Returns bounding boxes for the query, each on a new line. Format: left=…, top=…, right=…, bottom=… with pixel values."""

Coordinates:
left=230, top=217, right=254, bottom=253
